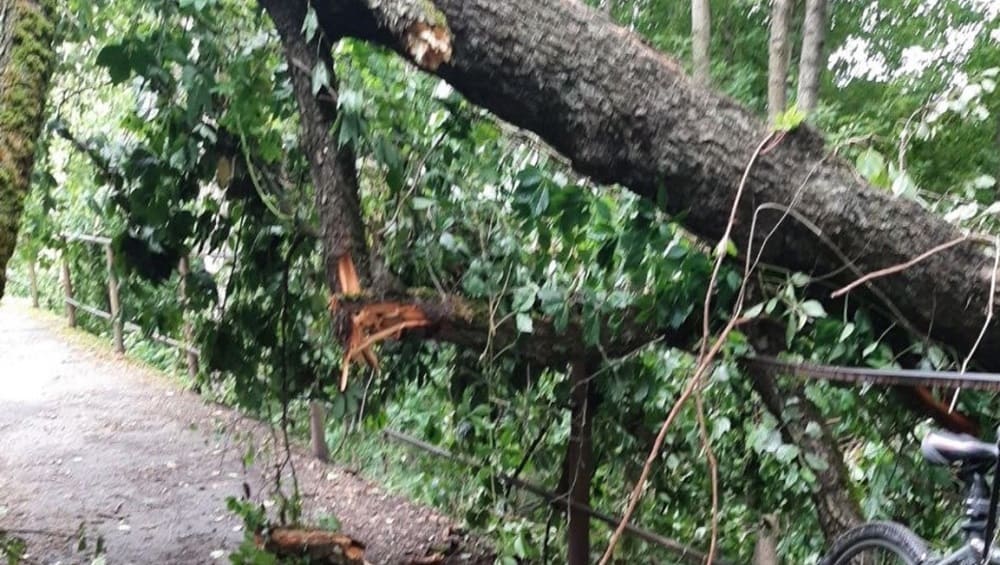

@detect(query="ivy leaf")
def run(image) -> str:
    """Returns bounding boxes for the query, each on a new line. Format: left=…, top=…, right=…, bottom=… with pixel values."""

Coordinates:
left=512, top=285, right=537, bottom=312
left=775, top=444, right=800, bottom=463
left=302, top=6, right=319, bottom=42
left=856, top=149, right=886, bottom=184
left=311, top=61, right=330, bottom=96
left=515, top=313, right=534, bottom=334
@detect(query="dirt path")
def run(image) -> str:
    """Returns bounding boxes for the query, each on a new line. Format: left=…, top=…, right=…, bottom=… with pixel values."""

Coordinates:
left=0, top=300, right=491, bottom=564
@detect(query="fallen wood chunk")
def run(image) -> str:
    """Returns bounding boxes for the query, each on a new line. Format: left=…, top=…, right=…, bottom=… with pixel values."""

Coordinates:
left=256, top=527, right=365, bottom=564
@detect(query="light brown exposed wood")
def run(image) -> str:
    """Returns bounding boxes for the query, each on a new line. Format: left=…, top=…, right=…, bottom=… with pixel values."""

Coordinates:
left=255, top=527, right=365, bottom=564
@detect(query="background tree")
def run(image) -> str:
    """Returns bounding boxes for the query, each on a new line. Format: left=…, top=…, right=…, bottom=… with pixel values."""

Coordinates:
left=691, top=0, right=712, bottom=84
left=767, top=0, right=794, bottom=122
left=796, top=0, right=828, bottom=113
left=0, top=0, right=57, bottom=299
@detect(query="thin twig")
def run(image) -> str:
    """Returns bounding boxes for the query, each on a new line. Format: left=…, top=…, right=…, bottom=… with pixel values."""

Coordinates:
left=599, top=132, right=776, bottom=564
left=949, top=236, right=1000, bottom=412
left=830, top=235, right=970, bottom=299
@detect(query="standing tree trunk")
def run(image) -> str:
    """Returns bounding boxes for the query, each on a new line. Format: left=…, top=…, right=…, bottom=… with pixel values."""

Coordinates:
left=767, top=0, right=793, bottom=123
left=0, top=0, right=57, bottom=300
left=691, top=0, right=711, bottom=84
left=564, top=361, right=596, bottom=565
left=796, top=0, right=827, bottom=113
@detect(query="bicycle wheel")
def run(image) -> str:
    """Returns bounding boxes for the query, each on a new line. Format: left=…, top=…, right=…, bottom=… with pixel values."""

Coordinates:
left=819, top=522, right=931, bottom=565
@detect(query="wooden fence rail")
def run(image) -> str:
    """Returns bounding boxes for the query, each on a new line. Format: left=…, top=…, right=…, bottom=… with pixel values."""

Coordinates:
left=54, top=232, right=200, bottom=375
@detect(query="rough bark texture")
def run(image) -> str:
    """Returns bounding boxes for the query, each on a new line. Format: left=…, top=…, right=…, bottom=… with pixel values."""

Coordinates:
left=260, top=0, right=370, bottom=291
left=796, top=0, right=827, bottom=113
left=690, top=0, right=711, bottom=84
left=745, top=326, right=862, bottom=541
left=751, top=369, right=861, bottom=539
left=313, top=0, right=1000, bottom=372
left=0, top=0, right=57, bottom=300
left=767, top=0, right=793, bottom=122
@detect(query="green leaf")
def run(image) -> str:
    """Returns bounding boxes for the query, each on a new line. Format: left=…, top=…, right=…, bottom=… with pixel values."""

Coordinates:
left=515, top=313, right=533, bottom=334
left=512, top=285, right=537, bottom=312
left=856, top=149, right=886, bottom=183
left=742, top=302, right=764, bottom=318
left=530, top=186, right=550, bottom=217
left=311, top=61, right=330, bottom=96
left=838, top=323, right=855, bottom=342
left=411, top=196, right=434, bottom=210
left=775, top=444, right=800, bottom=463
left=800, top=300, right=827, bottom=318
left=95, top=44, right=131, bottom=84
left=302, top=6, right=319, bottom=42
left=773, top=104, right=806, bottom=132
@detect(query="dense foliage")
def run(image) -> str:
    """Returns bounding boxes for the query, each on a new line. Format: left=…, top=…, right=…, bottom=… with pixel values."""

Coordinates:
left=4, top=0, right=1000, bottom=563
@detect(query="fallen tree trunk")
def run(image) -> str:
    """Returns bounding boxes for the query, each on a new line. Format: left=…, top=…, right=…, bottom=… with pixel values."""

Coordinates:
left=0, top=0, right=57, bottom=300
left=311, top=0, right=1000, bottom=371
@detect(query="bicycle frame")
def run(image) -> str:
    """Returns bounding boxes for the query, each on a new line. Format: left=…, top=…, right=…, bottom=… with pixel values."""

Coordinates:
left=931, top=431, right=1000, bottom=565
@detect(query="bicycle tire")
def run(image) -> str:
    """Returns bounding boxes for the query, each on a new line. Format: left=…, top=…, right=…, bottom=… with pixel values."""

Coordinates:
left=819, top=521, right=931, bottom=565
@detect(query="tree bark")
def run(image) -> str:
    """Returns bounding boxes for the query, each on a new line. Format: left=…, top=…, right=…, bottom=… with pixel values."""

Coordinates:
left=691, top=0, right=711, bottom=84
left=767, top=0, right=793, bottom=123
left=796, top=0, right=827, bottom=113
left=259, top=0, right=370, bottom=292
left=336, top=291, right=691, bottom=368
left=744, top=326, right=862, bottom=541
left=745, top=342, right=862, bottom=542
left=309, top=0, right=1000, bottom=372
left=0, top=0, right=57, bottom=300
left=564, top=361, right=595, bottom=565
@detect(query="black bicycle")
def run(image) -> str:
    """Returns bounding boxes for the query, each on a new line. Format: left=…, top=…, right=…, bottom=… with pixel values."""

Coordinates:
left=820, top=430, right=1000, bottom=564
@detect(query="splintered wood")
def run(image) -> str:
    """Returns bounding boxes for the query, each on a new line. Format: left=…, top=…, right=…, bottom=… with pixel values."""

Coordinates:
left=330, top=254, right=430, bottom=391
left=255, top=527, right=365, bottom=564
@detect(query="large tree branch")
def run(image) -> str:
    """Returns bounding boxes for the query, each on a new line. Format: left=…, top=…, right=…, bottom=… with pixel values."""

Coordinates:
left=337, top=290, right=691, bottom=367
left=310, top=0, right=1000, bottom=371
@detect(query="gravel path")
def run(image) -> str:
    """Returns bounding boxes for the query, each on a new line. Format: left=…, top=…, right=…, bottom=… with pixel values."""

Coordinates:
left=0, top=299, right=491, bottom=564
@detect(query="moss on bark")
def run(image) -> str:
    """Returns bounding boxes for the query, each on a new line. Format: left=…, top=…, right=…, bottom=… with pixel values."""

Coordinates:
left=0, top=0, right=56, bottom=299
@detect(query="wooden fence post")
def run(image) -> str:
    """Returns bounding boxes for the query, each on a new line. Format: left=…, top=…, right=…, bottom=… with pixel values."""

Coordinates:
left=104, top=244, right=124, bottom=354
left=61, top=249, right=76, bottom=328
left=27, top=260, right=39, bottom=308
left=178, top=255, right=199, bottom=380
left=310, top=399, right=330, bottom=462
